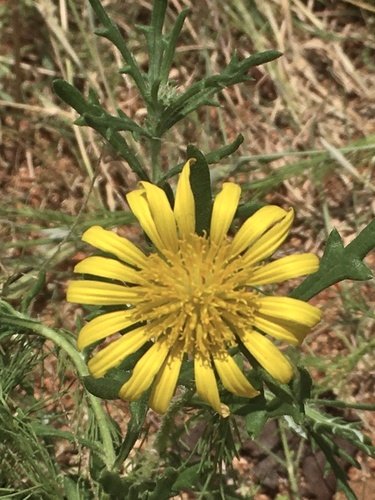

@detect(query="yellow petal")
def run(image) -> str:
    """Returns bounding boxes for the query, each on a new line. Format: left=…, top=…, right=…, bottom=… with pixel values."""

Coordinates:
left=119, top=340, right=170, bottom=401
left=213, top=355, right=259, bottom=398
left=194, top=355, right=228, bottom=417
left=126, top=190, right=165, bottom=251
left=210, top=183, right=241, bottom=244
left=242, top=330, right=294, bottom=383
left=82, top=226, right=146, bottom=269
left=77, top=310, right=134, bottom=350
left=67, top=280, right=138, bottom=305
left=88, top=326, right=147, bottom=378
left=249, top=254, right=319, bottom=285
left=74, top=256, right=142, bottom=284
left=243, top=208, right=294, bottom=266
left=174, top=159, right=196, bottom=238
left=140, top=182, right=178, bottom=252
left=231, top=205, right=286, bottom=256
left=253, top=315, right=310, bottom=346
left=230, top=206, right=289, bottom=257
left=257, top=296, right=322, bottom=328
left=149, top=344, right=183, bottom=414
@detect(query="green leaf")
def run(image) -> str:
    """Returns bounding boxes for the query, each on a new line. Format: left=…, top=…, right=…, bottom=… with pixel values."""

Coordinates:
left=257, top=367, right=294, bottom=404
left=114, top=393, right=149, bottom=468
left=266, top=398, right=300, bottom=420
left=246, top=409, right=268, bottom=438
left=115, top=342, right=152, bottom=372
left=159, top=50, right=282, bottom=133
left=292, top=366, right=313, bottom=411
left=53, top=80, right=95, bottom=115
left=159, top=135, right=244, bottom=183
left=83, top=375, right=125, bottom=400
left=205, top=134, right=244, bottom=163
left=100, top=470, right=129, bottom=498
left=63, top=476, right=83, bottom=500
left=147, top=0, right=168, bottom=86
left=88, top=0, right=148, bottom=99
left=186, top=145, right=213, bottom=235
left=82, top=112, right=152, bottom=138
left=292, top=226, right=374, bottom=301
left=33, top=424, right=102, bottom=452
left=21, top=270, right=46, bottom=313
left=53, top=80, right=150, bottom=181
left=309, top=430, right=357, bottom=500
left=148, top=468, right=179, bottom=499
left=160, top=9, right=190, bottom=84
left=236, top=201, right=267, bottom=219
left=171, top=463, right=201, bottom=491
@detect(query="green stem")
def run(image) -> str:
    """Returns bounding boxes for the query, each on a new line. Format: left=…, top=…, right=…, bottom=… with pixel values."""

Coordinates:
left=154, top=387, right=195, bottom=456
left=2, top=307, right=116, bottom=470
left=278, top=420, right=301, bottom=498
left=311, top=399, right=375, bottom=411
left=150, top=136, right=162, bottom=182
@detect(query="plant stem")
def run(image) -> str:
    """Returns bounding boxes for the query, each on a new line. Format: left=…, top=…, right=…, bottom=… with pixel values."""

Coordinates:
left=312, top=399, right=375, bottom=411
left=278, top=420, right=301, bottom=499
left=2, top=307, right=116, bottom=470
left=150, top=135, right=162, bottom=182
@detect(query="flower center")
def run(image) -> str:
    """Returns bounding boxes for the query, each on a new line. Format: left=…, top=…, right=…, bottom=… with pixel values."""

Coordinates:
left=131, top=233, right=258, bottom=357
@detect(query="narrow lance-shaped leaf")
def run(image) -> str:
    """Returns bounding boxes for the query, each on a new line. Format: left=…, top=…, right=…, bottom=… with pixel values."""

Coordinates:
left=186, top=145, right=213, bottom=236
left=308, top=430, right=358, bottom=500
left=147, top=0, right=168, bottom=86
left=160, top=9, right=190, bottom=85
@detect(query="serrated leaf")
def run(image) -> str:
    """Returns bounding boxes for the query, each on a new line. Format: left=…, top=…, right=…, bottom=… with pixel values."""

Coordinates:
left=159, top=51, right=282, bottom=134
left=53, top=80, right=149, bottom=180
left=292, top=225, right=374, bottom=301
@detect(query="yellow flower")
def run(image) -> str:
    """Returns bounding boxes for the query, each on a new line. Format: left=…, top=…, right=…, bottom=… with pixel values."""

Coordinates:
left=67, top=160, right=322, bottom=417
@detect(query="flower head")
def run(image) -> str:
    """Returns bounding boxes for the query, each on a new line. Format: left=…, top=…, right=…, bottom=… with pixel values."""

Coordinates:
left=67, top=160, right=321, bottom=417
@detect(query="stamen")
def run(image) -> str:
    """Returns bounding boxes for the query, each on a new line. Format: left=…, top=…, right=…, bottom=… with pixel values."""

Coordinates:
left=130, top=233, right=258, bottom=357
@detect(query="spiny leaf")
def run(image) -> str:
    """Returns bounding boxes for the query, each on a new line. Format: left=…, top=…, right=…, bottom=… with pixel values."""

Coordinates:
left=292, top=226, right=374, bottom=301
